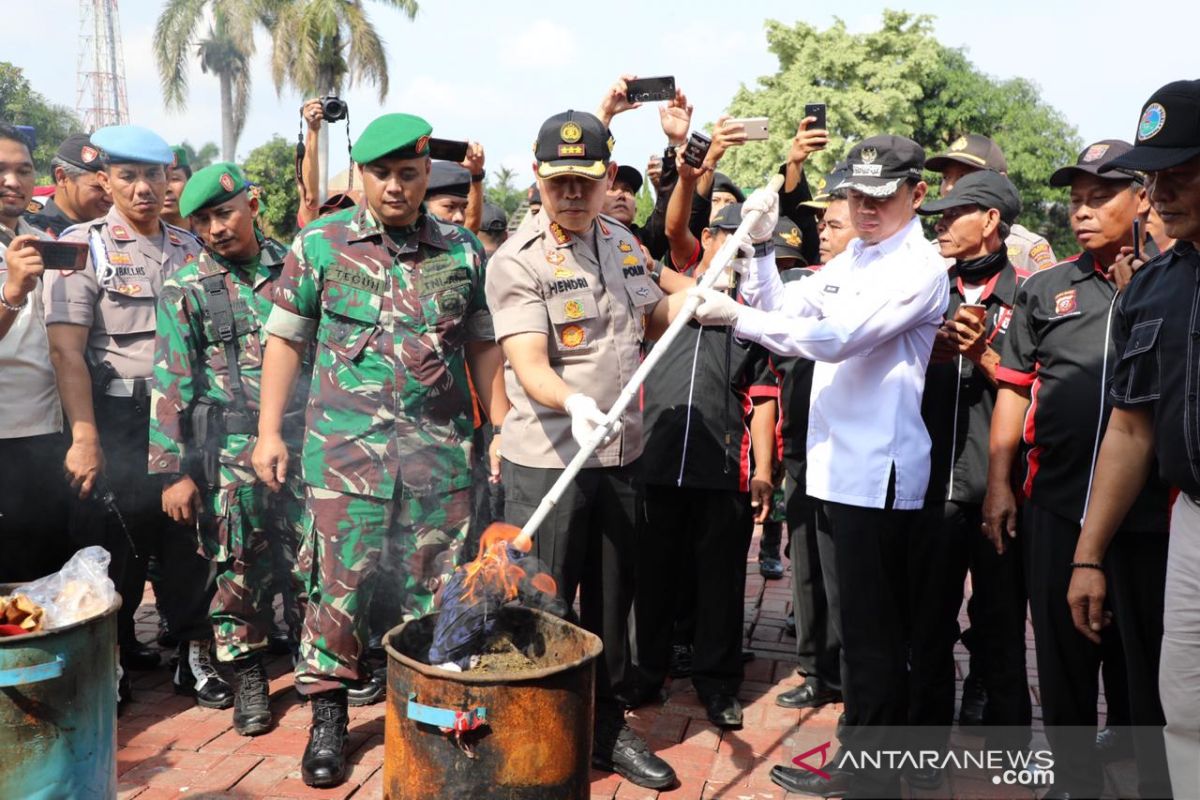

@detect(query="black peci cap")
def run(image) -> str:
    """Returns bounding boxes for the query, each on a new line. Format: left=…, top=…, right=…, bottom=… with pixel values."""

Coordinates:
left=427, top=161, right=471, bottom=198
left=711, top=172, right=745, bottom=202
left=1101, top=80, right=1200, bottom=174
left=614, top=164, right=643, bottom=194
left=836, top=135, right=925, bottom=197
left=1049, top=140, right=1142, bottom=187
left=919, top=169, right=1021, bottom=224
left=534, top=110, right=613, bottom=180
left=709, top=203, right=743, bottom=231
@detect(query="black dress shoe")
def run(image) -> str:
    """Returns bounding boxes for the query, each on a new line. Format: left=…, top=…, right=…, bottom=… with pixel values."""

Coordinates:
left=173, top=641, right=234, bottom=709
left=958, top=674, right=987, bottom=728
left=906, top=765, right=944, bottom=790
left=122, top=642, right=161, bottom=671
left=1095, top=727, right=1133, bottom=762
left=704, top=694, right=743, bottom=728
left=615, top=683, right=663, bottom=711
left=346, top=664, right=386, bottom=707
left=777, top=682, right=842, bottom=709
left=302, top=690, right=349, bottom=787
left=232, top=657, right=272, bottom=736
left=760, top=556, right=784, bottom=580
left=592, top=720, right=676, bottom=789
left=770, top=764, right=853, bottom=797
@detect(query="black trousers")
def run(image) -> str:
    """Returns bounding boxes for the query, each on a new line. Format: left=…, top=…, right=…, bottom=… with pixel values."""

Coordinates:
left=1107, top=527, right=1171, bottom=798
left=502, top=459, right=638, bottom=727
left=634, top=484, right=753, bottom=699
left=0, top=432, right=72, bottom=583
left=74, top=396, right=216, bottom=655
left=1023, top=502, right=1151, bottom=797
left=920, top=501, right=1031, bottom=741
left=824, top=499, right=922, bottom=798
left=786, top=462, right=840, bottom=689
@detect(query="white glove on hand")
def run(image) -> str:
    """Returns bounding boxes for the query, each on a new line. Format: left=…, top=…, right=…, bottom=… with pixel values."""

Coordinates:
left=564, top=393, right=621, bottom=449
left=742, top=187, right=779, bottom=243
left=688, top=287, right=742, bottom=326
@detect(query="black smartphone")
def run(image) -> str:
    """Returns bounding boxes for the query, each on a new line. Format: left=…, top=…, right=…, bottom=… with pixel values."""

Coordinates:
left=804, top=103, right=827, bottom=131
left=682, top=131, right=711, bottom=169
left=29, top=239, right=89, bottom=270
left=1132, top=218, right=1142, bottom=261
left=625, top=76, right=676, bottom=104
left=428, top=138, right=469, bottom=163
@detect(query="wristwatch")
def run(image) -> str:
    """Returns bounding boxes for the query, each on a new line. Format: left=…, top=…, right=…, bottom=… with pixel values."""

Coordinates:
left=471, top=170, right=486, bottom=183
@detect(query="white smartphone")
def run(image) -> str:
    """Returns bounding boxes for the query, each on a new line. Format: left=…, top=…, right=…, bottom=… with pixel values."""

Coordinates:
left=728, top=117, right=769, bottom=141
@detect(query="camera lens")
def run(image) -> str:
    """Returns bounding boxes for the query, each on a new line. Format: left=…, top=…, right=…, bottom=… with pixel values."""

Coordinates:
left=321, top=96, right=348, bottom=122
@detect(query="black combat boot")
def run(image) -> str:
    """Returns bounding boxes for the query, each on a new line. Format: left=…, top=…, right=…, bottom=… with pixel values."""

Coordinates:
left=232, top=656, right=271, bottom=736
left=173, top=640, right=234, bottom=709
left=302, top=690, right=349, bottom=787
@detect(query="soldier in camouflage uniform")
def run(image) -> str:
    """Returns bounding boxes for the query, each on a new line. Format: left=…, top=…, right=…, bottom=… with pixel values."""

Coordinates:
left=252, top=113, right=505, bottom=788
left=148, top=163, right=307, bottom=736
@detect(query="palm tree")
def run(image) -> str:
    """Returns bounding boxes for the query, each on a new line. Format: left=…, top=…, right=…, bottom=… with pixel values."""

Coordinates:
left=155, top=1, right=269, bottom=161
left=267, top=0, right=420, bottom=196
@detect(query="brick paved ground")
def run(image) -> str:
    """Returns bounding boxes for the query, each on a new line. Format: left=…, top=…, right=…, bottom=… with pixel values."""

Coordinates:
left=114, top=530, right=1138, bottom=799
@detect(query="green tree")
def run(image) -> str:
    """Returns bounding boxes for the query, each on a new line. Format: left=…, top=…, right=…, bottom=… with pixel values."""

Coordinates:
left=180, top=140, right=220, bottom=170
left=634, top=182, right=655, bottom=227
left=720, top=11, right=1081, bottom=254
left=485, top=166, right=524, bottom=215
left=0, top=62, right=84, bottom=180
left=242, top=135, right=299, bottom=242
left=155, top=0, right=271, bottom=161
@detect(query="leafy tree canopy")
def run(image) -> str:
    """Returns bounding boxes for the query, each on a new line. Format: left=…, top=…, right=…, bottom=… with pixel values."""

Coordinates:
left=242, top=135, right=300, bottom=242
left=719, top=11, right=1082, bottom=254
left=0, top=62, right=85, bottom=181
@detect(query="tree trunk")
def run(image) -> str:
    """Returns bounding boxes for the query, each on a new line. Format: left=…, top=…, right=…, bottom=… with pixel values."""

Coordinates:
left=219, top=70, right=236, bottom=161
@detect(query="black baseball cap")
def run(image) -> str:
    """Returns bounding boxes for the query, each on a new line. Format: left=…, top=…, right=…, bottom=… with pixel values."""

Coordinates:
left=481, top=201, right=508, bottom=233
left=1049, top=140, right=1142, bottom=187
left=772, top=218, right=806, bottom=262
left=925, top=134, right=1007, bottom=174
left=427, top=161, right=471, bottom=198
left=709, top=203, right=743, bottom=231
left=1100, top=80, right=1200, bottom=174
left=919, top=169, right=1021, bottom=224
left=836, top=135, right=925, bottom=197
left=528, top=183, right=541, bottom=204
left=534, top=110, right=613, bottom=180
left=54, top=133, right=103, bottom=172
left=712, top=172, right=745, bottom=202
left=614, top=164, right=643, bottom=194
left=802, top=161, right=851, bottom=209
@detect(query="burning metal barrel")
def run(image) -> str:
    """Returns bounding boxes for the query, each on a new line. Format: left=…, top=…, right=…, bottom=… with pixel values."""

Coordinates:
left=384, top=607, right=603, bottom=800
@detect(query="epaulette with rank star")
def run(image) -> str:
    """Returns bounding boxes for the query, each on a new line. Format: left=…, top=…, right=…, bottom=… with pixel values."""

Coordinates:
left=549, top=221, right=571, bottom=246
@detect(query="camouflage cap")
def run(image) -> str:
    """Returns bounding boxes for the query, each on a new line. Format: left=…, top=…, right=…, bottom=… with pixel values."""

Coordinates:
left=351, top=113, right=433, bottom=164
left=179, top=161, right=250, bottom=217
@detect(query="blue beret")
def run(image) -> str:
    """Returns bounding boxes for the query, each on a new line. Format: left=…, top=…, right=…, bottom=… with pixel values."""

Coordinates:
left=90, top=125, right=174, bottom=166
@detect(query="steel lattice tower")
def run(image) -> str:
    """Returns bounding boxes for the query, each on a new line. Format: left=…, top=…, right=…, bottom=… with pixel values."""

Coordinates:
left=76, top=0, right=130, bottom=131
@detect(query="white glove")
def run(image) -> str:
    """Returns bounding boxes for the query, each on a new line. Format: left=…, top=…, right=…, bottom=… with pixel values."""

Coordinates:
left=688, top=287, right=742, bottom=326
left=564, top=393, right=621, bottom=449
left=742, top=187, right=779, bottom=243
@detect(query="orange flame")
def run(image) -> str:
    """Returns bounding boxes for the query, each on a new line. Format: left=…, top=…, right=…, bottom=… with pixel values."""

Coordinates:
left=459, top=523, right=558, bottom=605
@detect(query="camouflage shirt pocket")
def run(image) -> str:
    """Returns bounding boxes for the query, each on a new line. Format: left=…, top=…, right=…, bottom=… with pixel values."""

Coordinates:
left=318, top=282, right=382, bottom=362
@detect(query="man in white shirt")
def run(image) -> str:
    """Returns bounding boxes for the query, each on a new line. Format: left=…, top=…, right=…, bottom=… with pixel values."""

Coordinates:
left=0, top=123, right=72, bottom=582
left=689, top=135, right=948, bottom=798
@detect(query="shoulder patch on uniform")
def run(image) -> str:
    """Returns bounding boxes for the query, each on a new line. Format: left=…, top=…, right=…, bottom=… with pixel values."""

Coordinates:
left=1054, top=289, right=1078, bottom=316
left=1028, top=242, right=1053, bottom=268
left=549, top=222, right=571, bottom=246
left=110, top=224, right=133, bottom=241
left=559, top=323, right=587, bottom=349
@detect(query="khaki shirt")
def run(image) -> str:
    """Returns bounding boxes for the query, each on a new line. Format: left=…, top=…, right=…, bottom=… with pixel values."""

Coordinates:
left=0, top=219, right=62, bottom=437
left=1006, top=223, right=1056, bottom=272
left=43, top=206, right=201, bottom=379
left=486, top=211, right=663, bottom=468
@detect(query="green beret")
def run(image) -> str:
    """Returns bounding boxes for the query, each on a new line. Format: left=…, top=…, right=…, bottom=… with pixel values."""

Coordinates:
left=179, top=162, right=250, bottom=218
left=351, top=113, right=432, bottom=164
left=170, top=145, right=190, bottom=170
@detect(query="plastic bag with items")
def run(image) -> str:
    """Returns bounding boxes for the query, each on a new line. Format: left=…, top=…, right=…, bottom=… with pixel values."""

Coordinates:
left=19, top=546, right=118, bottom=630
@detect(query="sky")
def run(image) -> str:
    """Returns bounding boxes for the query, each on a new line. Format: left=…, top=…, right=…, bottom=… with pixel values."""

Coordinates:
left=5, top=0, right=1195, bottom=190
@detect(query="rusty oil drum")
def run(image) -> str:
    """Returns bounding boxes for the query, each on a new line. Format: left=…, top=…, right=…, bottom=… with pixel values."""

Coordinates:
left=384, top=607, right=603, bottom=800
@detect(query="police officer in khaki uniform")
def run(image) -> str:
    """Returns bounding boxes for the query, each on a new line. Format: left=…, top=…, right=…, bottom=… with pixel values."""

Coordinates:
left=926, top=134, right=1058, bottom=273
left=486, top=110, right=677, bottom=790
left=42, top=125, right=230, bottom=709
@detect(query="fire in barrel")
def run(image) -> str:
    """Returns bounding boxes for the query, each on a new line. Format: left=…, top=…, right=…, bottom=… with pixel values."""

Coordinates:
left=384, top=524, right=602, bottom=799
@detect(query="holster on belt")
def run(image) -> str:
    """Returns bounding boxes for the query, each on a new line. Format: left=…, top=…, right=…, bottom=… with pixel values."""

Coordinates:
left=84, top=350, right=117, bottom=397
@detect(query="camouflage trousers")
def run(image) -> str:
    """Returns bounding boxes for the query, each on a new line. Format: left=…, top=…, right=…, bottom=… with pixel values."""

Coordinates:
left=201, top=476, right=305, bottom=662
left=294, top=485, right=472, bottom=695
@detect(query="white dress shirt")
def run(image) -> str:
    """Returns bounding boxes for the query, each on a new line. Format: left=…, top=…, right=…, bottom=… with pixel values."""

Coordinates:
left=734, top=216, right=948, bottom=510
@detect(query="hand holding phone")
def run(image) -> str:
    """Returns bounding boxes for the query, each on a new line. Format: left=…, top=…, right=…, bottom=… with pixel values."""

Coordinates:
left=804, top=103, right=827, bottom=131
left=1132, top=218, right=1142, bottom=261
left=428, top=138, right=470, bottom=164
left=28, top=239, right=89, bottom=271
left=728, top=117, right=769, bottom=141
left=681, top=131, right=712, bottom=169
left=625, top=76, right=676, bottom=104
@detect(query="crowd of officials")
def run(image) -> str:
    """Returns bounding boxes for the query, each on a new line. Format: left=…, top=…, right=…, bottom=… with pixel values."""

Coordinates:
left=1, top=73, right=1199, bottom=799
